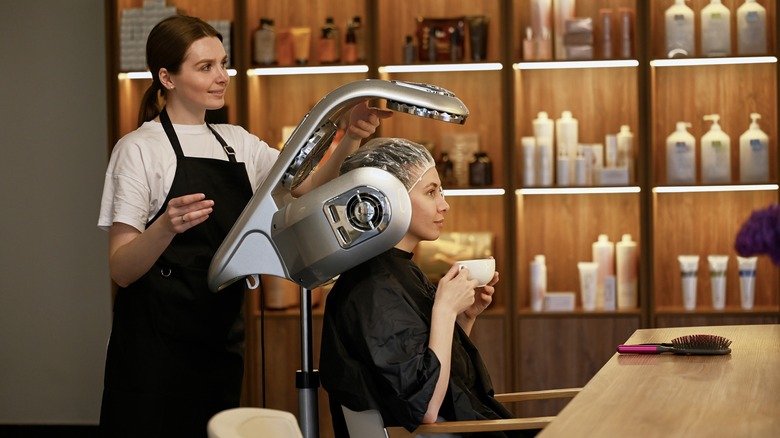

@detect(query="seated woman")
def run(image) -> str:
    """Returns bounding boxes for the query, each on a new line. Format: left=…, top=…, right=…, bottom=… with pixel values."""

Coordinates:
left=319, top=138, right=524, bottom=437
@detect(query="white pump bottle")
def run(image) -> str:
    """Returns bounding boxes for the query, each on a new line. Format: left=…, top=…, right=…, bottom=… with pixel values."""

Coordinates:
left=666, top=122, right=696, bottom=184
left=665, top=0, right=695, bottom=58
left=701, top=0, right=732, bottom=57
left=701, top=114, right=732, bottom=184
left=739, top=113, right=769, bottom=182
left=737, top=0, right=767, bottom=55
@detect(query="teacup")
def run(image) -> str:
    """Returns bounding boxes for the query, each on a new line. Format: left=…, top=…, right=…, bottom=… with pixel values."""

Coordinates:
left=457, top=258, right=496, bottom=287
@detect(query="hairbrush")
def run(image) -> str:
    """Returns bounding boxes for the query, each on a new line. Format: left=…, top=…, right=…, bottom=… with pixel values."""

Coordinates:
left=617, top=334, right=732, bottom=355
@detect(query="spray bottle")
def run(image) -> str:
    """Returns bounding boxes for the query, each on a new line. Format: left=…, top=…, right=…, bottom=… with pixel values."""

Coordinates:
left=665, top=0, right=695, bottom=58
left=701, top=114, right=732, bottom=184
left=666, top=122, right=696, bottom=184
left=701, top=0, right=732, bottom=57
left=739, top=113, right=769, bottom=182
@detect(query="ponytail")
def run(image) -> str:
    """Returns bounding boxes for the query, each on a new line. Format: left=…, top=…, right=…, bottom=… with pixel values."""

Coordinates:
left=137, top=81, right=162, bottom=127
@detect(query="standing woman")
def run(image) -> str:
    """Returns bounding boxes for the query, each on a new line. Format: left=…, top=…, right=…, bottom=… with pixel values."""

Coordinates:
left=97, top=15, right=390, bottom=437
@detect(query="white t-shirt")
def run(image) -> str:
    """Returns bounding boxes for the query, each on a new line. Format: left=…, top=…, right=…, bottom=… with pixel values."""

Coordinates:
left=98, top=121, right=279, bottom=232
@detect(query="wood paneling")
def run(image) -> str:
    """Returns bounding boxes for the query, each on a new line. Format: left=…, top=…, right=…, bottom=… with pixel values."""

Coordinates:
left=652, top=190, right=780, bottom=310
left=517, top=192, right=641, bottom=310
left=515, top=316, right=639, bottom=417
left=649, top=0, right=776, bottom=59
left=651, top=62, right=778, bottom=185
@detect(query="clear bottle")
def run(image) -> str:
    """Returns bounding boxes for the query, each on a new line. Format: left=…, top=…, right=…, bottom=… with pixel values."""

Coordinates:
left=343, top=21, right=357, bottom=63
left=318, top=17, right=340, bottom=64
left=252, top=18, right=276, bottom=66
left=351, top=16, right=366, bottom=62
left=701, top=0, right=732, bottom=57
left=666, top=122, right=696, bottom=184
left=737, top=0, right=767, bottom=55
left=436, top=152, right=457, bottom=187
left=739, top=113, right=769, bottom=183
left=665, top=0, right=695, bottom=58
left=701, top=114, right=732, bottom=184
left=402, top=35, right=416, bottom=64
left=468, top=152, right=493, bottom=186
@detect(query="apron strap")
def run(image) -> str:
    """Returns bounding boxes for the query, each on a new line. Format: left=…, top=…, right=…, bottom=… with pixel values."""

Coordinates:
left=160, top=107, right=237, bottom=162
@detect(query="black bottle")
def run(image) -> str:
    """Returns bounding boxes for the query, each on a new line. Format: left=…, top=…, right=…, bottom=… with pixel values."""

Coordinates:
left=436, top=152, right=457, bottom=187
left=468, top=151, right=493, bottom=186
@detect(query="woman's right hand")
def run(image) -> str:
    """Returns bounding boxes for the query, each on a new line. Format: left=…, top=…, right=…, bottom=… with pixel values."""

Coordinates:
left=163, top=193, right=214, bottom=233
left=434, top=263, right=478, bottom=316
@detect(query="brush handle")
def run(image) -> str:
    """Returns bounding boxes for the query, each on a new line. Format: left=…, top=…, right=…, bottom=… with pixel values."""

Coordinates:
left=617, top=345, right=670, bottom=354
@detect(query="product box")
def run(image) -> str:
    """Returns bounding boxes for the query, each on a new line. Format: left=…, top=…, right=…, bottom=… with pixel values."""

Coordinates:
left=544, top=292, right=576, bottom=312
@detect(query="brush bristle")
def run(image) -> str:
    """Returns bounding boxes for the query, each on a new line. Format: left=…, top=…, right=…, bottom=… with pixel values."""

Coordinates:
left=671, top=334, right=732, bottom=351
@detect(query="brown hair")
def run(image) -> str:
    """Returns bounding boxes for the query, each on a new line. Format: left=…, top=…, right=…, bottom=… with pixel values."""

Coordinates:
left=137, top=15, right=222, bottom=127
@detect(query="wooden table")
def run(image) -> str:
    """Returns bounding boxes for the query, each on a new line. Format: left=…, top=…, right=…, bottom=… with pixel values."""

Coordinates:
left=538, top=324, right=780, bottom=437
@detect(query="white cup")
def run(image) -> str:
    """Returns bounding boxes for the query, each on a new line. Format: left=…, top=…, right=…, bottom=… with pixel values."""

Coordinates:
left=457, top=258, right=496, bottom=287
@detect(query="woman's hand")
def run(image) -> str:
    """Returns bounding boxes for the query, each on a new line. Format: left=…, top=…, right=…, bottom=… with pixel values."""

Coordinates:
left=164, top=193, right=214, bottom=233
left=345, top=100, right=393, bottom=141
left=434, top=263, right=478, bottom=316
left=463, top=271, right=499, bottom=320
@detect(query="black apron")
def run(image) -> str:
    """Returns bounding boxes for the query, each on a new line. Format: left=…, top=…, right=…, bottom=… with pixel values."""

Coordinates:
left=100, top=108, right=253, bottom=438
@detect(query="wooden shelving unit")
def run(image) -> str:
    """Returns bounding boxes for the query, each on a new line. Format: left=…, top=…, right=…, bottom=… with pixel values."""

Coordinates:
left=106, top=0, right=780, bottom=435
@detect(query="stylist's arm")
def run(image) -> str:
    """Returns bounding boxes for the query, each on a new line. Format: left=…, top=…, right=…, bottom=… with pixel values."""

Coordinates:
left=108, top=193, right=214, bottom=287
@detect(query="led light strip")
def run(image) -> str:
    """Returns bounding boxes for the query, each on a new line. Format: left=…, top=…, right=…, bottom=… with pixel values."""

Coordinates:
left=379, top=62, right=503, bottom=74
left=653, top=184, right=778, bottom=193
left=514, top=60, right=639, bottom=70
left=444, top=188, right=505, bottom=197
left=518, top=186, right=641, bottom=195
left=118, top=69, right=237, bottom=80
left=248, top=65, right=369, bottom=76
left=650, top=56, right=777, bottom=67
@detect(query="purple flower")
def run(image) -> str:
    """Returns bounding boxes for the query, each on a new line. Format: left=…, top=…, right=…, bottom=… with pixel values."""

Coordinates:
left=735, top=204, right=780, bottom=266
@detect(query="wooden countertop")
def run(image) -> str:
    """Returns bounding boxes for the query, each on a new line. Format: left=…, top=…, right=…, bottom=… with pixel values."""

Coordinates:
left=538, top=324, right=780, bottom=438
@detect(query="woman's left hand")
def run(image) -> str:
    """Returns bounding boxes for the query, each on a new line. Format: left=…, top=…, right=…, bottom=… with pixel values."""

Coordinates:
left=345, top=100, right=393, bottom=140
left=463, top=271, right=499, bottom=320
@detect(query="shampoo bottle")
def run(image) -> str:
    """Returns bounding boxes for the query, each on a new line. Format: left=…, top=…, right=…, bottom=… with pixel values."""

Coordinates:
left=617, top=125, right=634, bottom=184
left=252, top=18, right=276, bottom=65
left=701, top=0, right=732, bottom=57
left=666, top=122, right=696, bottom=184
left=592, top=234, right=615, bottom=310
left=522, top=136, right=537, bottom=186
left=556, top=111, right=578, bottom=183
left=701, top=114, right=732, bottom=184
left=533, top=112, right=555, bottom=186
left=616, top=234, right=638, bottom=309
left=739, top=113, right=770, bottom=182
left=737, top=0, right=767, bottom=55
left=665, top=0, right=695, bottom=58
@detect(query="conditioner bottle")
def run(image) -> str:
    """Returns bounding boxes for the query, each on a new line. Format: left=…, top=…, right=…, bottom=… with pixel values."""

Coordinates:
left=616, top=234, right=638, bottom=309
left=666, top=122, right=696, bottom=184
left=533, top=112, right=555, bottom=186
left=665, top=0, right=695, bottom=58
left=701, top=114, right=732, bottom=184
left=737, top=0, right=767, bottom=55
left=701, top=0, right=732, bottom=57
left=739, top=113, right=769, bottom=182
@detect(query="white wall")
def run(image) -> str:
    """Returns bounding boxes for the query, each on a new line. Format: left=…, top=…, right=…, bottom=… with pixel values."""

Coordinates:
left=0, top=0, right=111, bottom=424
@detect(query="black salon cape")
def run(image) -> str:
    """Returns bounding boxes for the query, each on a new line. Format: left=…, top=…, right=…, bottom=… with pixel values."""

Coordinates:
left=320, top=248, right=524, bottom=437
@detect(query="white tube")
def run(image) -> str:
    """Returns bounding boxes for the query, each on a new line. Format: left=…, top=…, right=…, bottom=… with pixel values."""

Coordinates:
left=737, top=256, right=757, bottom=310
left=707, top=255, right=729, bottom=310
left=530, top=255, right=547, bottom=312
left=678, top=255, right=699, bottom=310
left=578, top=262, right=598, bottom=311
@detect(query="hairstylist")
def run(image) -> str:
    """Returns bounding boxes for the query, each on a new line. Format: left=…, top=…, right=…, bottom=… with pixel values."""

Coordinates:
left=97, top=15, right=391, bottom=438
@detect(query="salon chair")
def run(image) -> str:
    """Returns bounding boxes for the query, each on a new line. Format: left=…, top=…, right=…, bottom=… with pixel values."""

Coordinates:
left=342, top=387, right=581, bottom=438
left=207, top=407, right=303, bottom=438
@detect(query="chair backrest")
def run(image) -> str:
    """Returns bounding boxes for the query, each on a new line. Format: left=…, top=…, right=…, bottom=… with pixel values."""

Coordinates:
left=342, top=405, right=390, bottom=438
left=208, top=407, right=303, bottom=438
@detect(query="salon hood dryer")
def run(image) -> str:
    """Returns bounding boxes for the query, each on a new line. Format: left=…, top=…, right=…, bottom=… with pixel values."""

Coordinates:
left=207, top=80, right=469, bottom=291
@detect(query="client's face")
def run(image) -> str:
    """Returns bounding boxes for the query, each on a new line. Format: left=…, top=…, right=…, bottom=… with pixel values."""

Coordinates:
left=406, top=167, right=449, bottom=244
